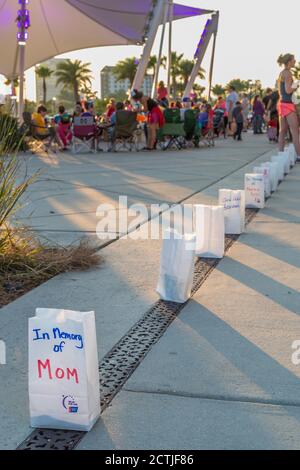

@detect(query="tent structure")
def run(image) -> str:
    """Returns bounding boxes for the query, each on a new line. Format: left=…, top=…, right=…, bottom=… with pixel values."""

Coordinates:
left=0, top=0, right=218, bottom=117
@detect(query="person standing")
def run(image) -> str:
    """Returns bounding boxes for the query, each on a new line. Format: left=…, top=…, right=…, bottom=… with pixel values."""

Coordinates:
left=226, top=86, right=239, bottom=132
left=232, top=101, right=244, bottom=141
left=157, top=81, right=169, bottom=108
left=252, top=96, right=265, bottom=134
left=241, top=94, right=250, bottom=131
left=214, top=96, right=228, bottom=136
left=277, top=53, right=300, bottom=160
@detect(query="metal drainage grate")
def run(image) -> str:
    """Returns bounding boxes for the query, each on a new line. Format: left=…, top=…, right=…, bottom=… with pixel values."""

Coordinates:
left=17, top=428, right=85, bottom=451
left=17, top=208, right=258, bottom=450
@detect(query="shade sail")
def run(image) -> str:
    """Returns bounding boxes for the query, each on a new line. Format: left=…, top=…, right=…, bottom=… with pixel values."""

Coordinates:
left=0, top=0, right=213, bottom=78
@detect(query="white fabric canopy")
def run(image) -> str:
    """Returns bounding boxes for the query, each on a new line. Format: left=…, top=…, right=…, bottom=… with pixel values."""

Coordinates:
left=0, top=0, right=213, bottom=78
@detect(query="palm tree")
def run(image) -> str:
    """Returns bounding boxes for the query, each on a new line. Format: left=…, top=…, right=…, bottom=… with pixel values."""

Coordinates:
left=55, top=59, right=93, bottom=103
left=170, top=52, right=184, bottom=97
left=114, top=57, right=138, bottom=86
left=178, top=59, right=205, bottom=89
left=147, top=55, right=167, bottom=76
left=4, top=78, right=19, bottom=96
left=212, top=84, right=226, bottom=97
left=36, top=66, right=53, bottom=104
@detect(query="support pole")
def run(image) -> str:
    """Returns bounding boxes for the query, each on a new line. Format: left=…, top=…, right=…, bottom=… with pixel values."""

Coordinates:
left=208, top=32, right=217, bottom=101
left=152, top=1, right=169, bottom=98
left=183, top=12, right=219, bottom=100
left=132, top=0, right=166, bottom=92
left=18, top=44, right=25, bottom=121
left=17, top=0, right=30, bottom=122
left=167, top=0, right=173, bottom=97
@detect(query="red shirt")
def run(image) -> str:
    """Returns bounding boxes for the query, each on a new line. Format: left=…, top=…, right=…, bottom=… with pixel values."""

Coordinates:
left=157, top=87, right=168, bottom=100
left=107, top=105, right=116, bottom=119
left=148, top=106, right=165, bottom=127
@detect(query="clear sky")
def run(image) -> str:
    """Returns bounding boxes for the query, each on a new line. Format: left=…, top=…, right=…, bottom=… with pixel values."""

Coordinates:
left=1, top=0, right=300, bottom=100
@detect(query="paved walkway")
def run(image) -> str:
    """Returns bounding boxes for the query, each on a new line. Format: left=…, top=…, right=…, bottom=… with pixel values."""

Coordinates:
left=1, top=134, right=300, bottom=449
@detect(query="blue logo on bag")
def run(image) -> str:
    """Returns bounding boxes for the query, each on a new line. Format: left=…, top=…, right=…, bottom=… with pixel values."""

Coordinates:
left=62, top=395, right=79, bottom=413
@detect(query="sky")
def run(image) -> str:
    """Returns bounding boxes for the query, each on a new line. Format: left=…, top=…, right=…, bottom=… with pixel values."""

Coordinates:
left=1, top=0, right=300, bottom=100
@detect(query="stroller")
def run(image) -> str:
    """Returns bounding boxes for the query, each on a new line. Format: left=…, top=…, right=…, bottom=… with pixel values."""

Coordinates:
left=213, top=108, right=225, bottom=137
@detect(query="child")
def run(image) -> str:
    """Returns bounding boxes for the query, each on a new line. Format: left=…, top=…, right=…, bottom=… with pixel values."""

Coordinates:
left=232, top=101, right=244, bottom=141
left=198, top=104, right=209, bottom=130
left=267, top=115, right=278, bottom=142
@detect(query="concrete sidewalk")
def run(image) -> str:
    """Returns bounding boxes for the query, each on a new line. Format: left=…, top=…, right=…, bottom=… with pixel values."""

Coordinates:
left=1, top=134, right=299, bottom=450
left=79, top=164, right=300, bottom=450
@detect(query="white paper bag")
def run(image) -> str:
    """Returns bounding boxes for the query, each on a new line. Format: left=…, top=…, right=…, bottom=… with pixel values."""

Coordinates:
left=278, top=151, right=290, bottom=174
left=261, top=162, right=280, bottom=193
left=253, top=166, right=271, bottom=198
left=261, top=162, right=278, bottom=192
left=194, top=205, right=225, bottom=258
left=29, top=309, right=100, bottom=431
left=157, top=230, right=196, bottom=304
left=271, top=155, right=285, bottom=181
left=218, top=189, right=245, bottom=235
left=245, top=174, right=265, bottom=209
left=288, top=144, right=296, bottom=166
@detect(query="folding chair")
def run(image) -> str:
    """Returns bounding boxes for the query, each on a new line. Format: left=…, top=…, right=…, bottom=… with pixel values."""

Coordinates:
left=23, top=112, right=57, bottom=154
left=156, top=108, right=186, bottom=151
left=72, top=116, right=97, bottom=154
left=109, top=111, right=138, bottom=152
left=184, top=109, right=200, bottom=147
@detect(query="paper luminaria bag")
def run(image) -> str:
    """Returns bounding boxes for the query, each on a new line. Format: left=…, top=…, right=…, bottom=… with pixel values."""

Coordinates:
left=157, top=229, right=196, bottom=304
left=278, top=151, right=290, bottom=175
left=218, top=189, right=245, bottom=235
left=261, top=162, right=278, bottom=193
left=29, top=308, right=100, bottom=431
left=271, top=155, right=285, bottom=181
left=194, top=205, right=225, bottom=258
left=245, top=174, right=265, bottom=209
left=253, top=166, right=271, bottom=198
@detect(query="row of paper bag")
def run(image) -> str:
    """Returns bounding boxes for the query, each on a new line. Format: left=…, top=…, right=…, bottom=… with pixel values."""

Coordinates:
left=157, top=144, right=297, bottom=304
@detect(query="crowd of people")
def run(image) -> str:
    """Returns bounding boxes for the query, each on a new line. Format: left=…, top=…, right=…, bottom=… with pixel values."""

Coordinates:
left=29, top=56, right=300, bottom=157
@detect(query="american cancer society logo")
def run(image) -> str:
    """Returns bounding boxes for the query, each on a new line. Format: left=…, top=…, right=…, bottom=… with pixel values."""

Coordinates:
left=62, top=395, right=79, bottom=413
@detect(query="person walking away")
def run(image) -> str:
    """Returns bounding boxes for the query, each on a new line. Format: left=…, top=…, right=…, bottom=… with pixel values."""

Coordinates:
left=226, top=86, right=239, bottom=131
left=252, top=96, right=265, bottom=134
left=277, top=53, right=300, bottom=161
left=232, top=101, right=244, bottom=141
left=263, top=88, right=273, bottom=119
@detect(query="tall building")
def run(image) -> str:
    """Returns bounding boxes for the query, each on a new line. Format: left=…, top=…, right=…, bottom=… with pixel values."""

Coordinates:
left=35, top=58, right=70, bottom=103
left=100, top=66, right=153, bottom=99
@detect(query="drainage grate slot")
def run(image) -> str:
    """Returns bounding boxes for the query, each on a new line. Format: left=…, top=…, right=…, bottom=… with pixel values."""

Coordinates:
left=17, top=208, right=258, bottom=450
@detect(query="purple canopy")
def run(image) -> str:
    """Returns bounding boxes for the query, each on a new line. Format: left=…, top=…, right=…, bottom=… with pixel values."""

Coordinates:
left=0, top=0, right=213, bottom=78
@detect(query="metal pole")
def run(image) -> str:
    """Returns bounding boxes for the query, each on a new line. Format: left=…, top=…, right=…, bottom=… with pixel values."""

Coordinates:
left=132, top=0, right=166, bottom=92
left=184, top=12, right=219, bottom=99
left=17, top=0, right=30, bottom=121
left=18, top=44, right=25, bottom=121
left=167, top=0, right=173, bottom=98
left=208, top=32, right=217, bottom=101
left=152, top=1, right=169, bottom=98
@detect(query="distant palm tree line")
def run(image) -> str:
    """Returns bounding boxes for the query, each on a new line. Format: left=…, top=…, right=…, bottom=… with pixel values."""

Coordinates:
left=33, top=57, right=300, bottom=107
